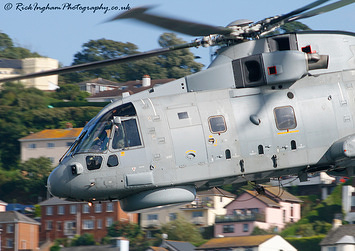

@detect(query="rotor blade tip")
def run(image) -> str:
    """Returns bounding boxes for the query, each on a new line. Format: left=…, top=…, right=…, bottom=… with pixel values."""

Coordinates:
left=108, top=5, right=157, bottom=22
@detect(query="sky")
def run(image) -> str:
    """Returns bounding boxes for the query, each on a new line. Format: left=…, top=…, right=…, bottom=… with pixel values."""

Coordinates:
left=1, top=0, right=355, bottom=69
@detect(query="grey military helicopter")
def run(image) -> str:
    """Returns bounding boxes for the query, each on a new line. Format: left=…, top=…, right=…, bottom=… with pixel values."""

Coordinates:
left=1, top=0, right=355, bottom=211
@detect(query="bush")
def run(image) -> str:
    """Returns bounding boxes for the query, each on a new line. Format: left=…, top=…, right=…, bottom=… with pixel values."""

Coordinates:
left=285, top=235, right=325, bottom=251
left=71, top=233, right=95, bottom=246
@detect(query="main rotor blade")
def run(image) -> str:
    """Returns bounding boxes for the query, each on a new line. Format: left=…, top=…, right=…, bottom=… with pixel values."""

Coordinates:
left=276, top=0, right=330, bottom=22
left=287, top=0, right=355, bottom=22
left=0, top=41, right=200, bottom=83
left=110, top=6, right=232, bottom=36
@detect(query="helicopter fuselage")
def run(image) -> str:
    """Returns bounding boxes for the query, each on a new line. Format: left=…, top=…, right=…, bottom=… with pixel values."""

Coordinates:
left=48, top=31, right=355, bottom=211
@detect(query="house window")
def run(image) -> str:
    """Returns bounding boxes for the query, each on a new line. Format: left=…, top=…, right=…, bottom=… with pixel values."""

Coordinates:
left=95, top=203, right=102, bottom=213
left=106, top=202, right=114, bottom=212
left=148, top=214, right=158, bottom=221
left=6, top=239, right=14, bottom=248
left=46, top=221, right=53, bottom=230
left=327, top=247, right=336, bottom=251
left=21, top=240, right=27, bottom=250
left=70, top=205, right=77, bottom=214
left=208, top=116, right=227, bottom=134
left=97, top=219, right=103, bottom=229
left=223, top=225, right=234, bottom=233
left=46, top=206, right=53, bottom=215
left=243, top=223, right=249, bottom=232
left=28, top=143, right=36, bottom=149
left=57, top=221, right=62, bottom=231
left=169, top=213, right=177, bottom=221
left=6, top=224, right=14, bottom=233
left=48, top=157, right=55, bottom=164
left=58, top=205, right=64, bottom=215
left=82, top=220, right=94, bottom=230
left=64, top=221, right=76, bottom=235
left=47, top=142, right=55, bottom=148
left=106, top=217, right=113, bottom=227
left=83, top=204, right=90, bottom=214
left=192, top=211, right=203, bottom=218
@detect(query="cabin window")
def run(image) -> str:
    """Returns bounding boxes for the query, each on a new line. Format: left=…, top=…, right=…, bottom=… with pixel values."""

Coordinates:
left=112, top=118, right=142, bottom=149
left=274, top=106, right=297, bottom=130
left=208, top=116, right=227, bottom=133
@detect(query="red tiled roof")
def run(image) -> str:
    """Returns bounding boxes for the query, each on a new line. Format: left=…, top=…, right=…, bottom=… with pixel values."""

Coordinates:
left=77, top=78, right=119, bottom=86
left=244, top=190, right=281, bottom=208
left=197, top=187, right=235, bottom=198
left=224, top=186, right=302, bottom=209
left=264, top=186, right=303, bottom=203
left=147, top=247, right=168, bottom=251
left=19, top=128, right=83, bottom=141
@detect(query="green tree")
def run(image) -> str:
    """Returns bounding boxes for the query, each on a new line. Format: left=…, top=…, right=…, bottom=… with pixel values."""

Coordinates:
left=0, top=157, right=52, bottom=203
left=157, top=33, right=203, bottom=78
left=71, top=233, right=95, bottom=246
left=51, top=84, right=90, bottom=101
left=160, top=217, right=205, bottom=246
left=63, top=39, right=139, bottom=83
left=0, top=32, right=41, bottom=59
left=107, top=221, right=150, bottom=251
left=266, top=21, right=311, bottom=36
left=0, top=82, right=101, bottom=170
left=63, top=33, right=203, bottom=84
left=278, top=21, right=311, bottom=33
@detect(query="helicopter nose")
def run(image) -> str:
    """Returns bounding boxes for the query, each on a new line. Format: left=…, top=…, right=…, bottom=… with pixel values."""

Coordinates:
left=47, top=163, right=71, bottom=198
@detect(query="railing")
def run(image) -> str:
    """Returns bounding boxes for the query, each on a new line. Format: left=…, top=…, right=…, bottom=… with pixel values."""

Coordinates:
left=64, top=228, right=76, bottom=236
left=183, top=200, right=214, bottom=209
left=215, top=213, right=265, bottom=223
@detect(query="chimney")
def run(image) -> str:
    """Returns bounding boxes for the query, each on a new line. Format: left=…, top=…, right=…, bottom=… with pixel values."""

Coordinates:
left=332, top=219, right=342, bottom=230
left=65, top=122, right=73, bottom=129
left=142, top=74, right=151, bottom=87
left=112, top=237, right=129, bottom=251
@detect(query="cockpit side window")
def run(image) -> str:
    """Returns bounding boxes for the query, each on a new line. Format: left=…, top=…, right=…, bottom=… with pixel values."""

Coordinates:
left=74, top=102, right=139, bottom=154
left=112, top=118, right=142, bottom=150
left=75, top=120, right=112, bottom=153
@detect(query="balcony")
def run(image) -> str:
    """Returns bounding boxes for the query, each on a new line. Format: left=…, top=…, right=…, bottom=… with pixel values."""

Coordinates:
left=182, top=200, right=214, bottom=209
left=64, top=228, right=76, bottom=236
left=215, top=213, right=265, bottom=223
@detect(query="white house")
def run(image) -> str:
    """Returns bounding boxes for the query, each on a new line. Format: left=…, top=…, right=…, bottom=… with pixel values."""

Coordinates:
left=140, top=188, right=235, bottom=237
left=196, top=234, right=297, bottom=251
left=343, top=185, right=355, bottom=223
left=19, top=126, right=82, bottom=165
left=0, top=57, right=59, bottom=91
left=320, top=222, right=355, bottom=251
